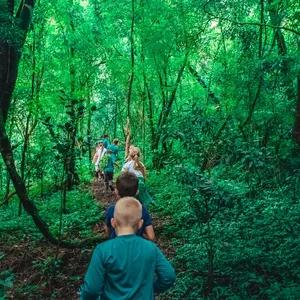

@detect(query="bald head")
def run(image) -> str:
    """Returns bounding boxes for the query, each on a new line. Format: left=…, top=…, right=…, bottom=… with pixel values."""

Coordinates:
left=113, top=197, right=142, bottom=230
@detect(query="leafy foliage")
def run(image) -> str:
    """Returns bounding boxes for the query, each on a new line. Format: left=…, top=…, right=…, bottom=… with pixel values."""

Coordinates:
left=1, top=0, right=300, bottom=298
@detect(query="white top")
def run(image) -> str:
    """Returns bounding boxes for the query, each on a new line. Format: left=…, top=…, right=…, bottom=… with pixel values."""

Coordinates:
left=122, top=160, right=144, bottom=178
left=95, top=148, right=107, bottom=165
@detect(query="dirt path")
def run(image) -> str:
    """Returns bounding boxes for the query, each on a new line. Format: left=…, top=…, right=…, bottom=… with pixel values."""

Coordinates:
left=1, top=181, right=174, bottom=299
left=91, top=179, right=175, bottom=258
left=91, top=180, right=175, bottom=300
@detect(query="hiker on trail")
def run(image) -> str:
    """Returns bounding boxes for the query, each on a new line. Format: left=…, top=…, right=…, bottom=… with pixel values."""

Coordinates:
left=80, top=197, right=176, bottom=300
left=107, top=138, right=119, bottom=162
left=104, top=172, right=155, bottom=241
left=99, top=149, right=114, bottom=192
left=93, top=141, right=106, bottom=180
left=102, top=134, right=110, bottom=149
left=122, top=146, right=154, bottom=206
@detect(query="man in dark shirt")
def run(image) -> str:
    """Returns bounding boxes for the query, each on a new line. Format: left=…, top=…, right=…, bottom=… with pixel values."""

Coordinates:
left=104, top=173, right=155, bottom=241
left=80, top=197, right=176, bottom=300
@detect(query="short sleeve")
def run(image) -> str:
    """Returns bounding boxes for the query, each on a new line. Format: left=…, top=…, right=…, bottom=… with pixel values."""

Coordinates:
left=122, top=161, right=130, bottom=172
left=142, top=206, right=152, bottom=227
left=105, top=206, right=114, bottom=227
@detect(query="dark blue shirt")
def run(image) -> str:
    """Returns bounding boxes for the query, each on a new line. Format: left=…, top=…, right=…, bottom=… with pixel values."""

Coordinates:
left=105, top=204, right=152, bottom=239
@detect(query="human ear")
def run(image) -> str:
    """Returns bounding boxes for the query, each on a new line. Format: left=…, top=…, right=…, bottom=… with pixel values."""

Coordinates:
left=136, top=190, right=139, bottom=196
left=138, top=219, right=143, bottom=230
left=111, top=218, right=116, bottom=228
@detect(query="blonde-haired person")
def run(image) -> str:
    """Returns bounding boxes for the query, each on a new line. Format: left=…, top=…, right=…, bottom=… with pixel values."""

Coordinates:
left=80, top=197, right=175, bottom=300
left=122, top=147, right=153, bottom=206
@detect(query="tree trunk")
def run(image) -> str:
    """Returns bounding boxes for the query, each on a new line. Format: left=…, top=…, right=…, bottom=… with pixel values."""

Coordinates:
left=152, top=52, right=189, bottom=164
left=189, top=66, right=220, bottom=105
left=258, top=0, right=264, bottom=58
left=293, top=77, right=300, bottom=146
left=87, top=93, right=92, bottom=162
left=0, top=1, right=106, bottom=248
left=65, top=10, right=77, bottom=191
left=0, top=1, right=35, bottom=123
left=143, top=74, right=155, bottom=150
left=114, top=99, right=117, bottom=139
left=3, top=171, right=10, bottom=207
left=127, top=0, right=135, bottom=123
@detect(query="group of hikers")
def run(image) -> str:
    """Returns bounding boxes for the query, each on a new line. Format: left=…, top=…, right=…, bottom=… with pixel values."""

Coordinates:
left=79, top=131, right=176, bottom=299
left=92, top=131, right=153, bottom=206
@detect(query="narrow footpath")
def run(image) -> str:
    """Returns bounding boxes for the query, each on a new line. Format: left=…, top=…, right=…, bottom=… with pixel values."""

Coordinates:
left=91, top=179, right=175, bottom=259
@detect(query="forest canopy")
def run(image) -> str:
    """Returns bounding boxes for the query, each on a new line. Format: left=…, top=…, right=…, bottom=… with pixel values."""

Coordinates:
left=1, top=0, right=300, bottom=299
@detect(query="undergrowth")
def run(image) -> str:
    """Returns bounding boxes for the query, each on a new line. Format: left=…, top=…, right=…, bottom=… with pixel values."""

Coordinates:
left=0, top=184, right=104, bottom=244
left=0, top=183, right=105, bottom=299
left=147, top=164, right=300, bottom=300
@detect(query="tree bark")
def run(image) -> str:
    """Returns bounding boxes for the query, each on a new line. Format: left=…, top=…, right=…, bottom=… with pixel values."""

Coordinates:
left=65, top=8, right=78, bottom=191
left=127, top=0, right=135, bottom=123
left=0, top=0, right=106, bottom=249
left=87, top=92, right=92, bottom=162
left=0, top=0, right=35, bottom=123
left=189, top=66, right=220, bottom=105
left=258, top=0, right=264, bottom=58
left=293, top=77, right=300, bottom=146
left=0, top=120, right=107, bottom=248
left=143, top=74, right=155, bottom=150
left=153, top=52, right=189, bottom=152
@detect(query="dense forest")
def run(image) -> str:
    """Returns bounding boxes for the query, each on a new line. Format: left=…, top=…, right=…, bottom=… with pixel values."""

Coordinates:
left=1, top=0, right=300, bottom=299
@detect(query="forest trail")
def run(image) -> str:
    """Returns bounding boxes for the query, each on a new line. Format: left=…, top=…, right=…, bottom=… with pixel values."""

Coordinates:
left=91, top=179, right=175, bottom=259
left=1, top=180, right=175, bottom=299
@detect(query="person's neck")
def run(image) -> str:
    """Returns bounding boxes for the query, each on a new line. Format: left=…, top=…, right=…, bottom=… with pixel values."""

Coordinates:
left=115, top=227, right=136, bottom=236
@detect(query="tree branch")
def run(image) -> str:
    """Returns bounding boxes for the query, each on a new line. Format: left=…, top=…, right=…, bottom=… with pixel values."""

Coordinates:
left=189, top=66, right=220, bottom=105
left=203, top=0, right=300, bottom=36
left=158, top=52, right=189, bottom=129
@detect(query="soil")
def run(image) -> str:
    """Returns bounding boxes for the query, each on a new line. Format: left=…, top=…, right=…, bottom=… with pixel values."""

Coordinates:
left=1, top=180, right=174, bottom=299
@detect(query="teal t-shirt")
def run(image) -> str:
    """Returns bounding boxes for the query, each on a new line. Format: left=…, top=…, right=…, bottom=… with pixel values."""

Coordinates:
left=80, top=234, right=176, bottom=300
left=102, top=139, right=109, bottom=149
left=107, top=144, right=118, bottom=160
left=105, top=155, right=114, bottom=173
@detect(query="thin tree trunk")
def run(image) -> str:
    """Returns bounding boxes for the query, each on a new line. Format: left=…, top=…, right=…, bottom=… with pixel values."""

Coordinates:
left=189, top=66, right=220, bottom=105
left=0, top=120, right=106, bottom=248
left=143, top=74, right=155, bottom=150
left=293, top=77, right=300, bottom=146
left=4, top=171, right=10, bottom=206
left=0, top=1, right=106, bottom=248
left=258, top=0, right=264, bottom=58
left=114, top=99, right=117, bottom=138
left=153, top=52, right=189, bottom=152
left=127, top=0, right=135, bottom=122
left=0, top=164, right=2, bottom=191
left=267, top=0, right=287, bottom=56
left=0, top=1, right=35, bottom=123
left=87, top=92, right=92, bottom=162
left=65, top=9, right=77, bottom=191
left=243, top=76, right=263, bottom=127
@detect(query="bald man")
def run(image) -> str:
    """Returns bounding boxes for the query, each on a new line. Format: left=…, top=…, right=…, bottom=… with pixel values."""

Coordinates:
left=80, top=197, right=176, bottom=300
